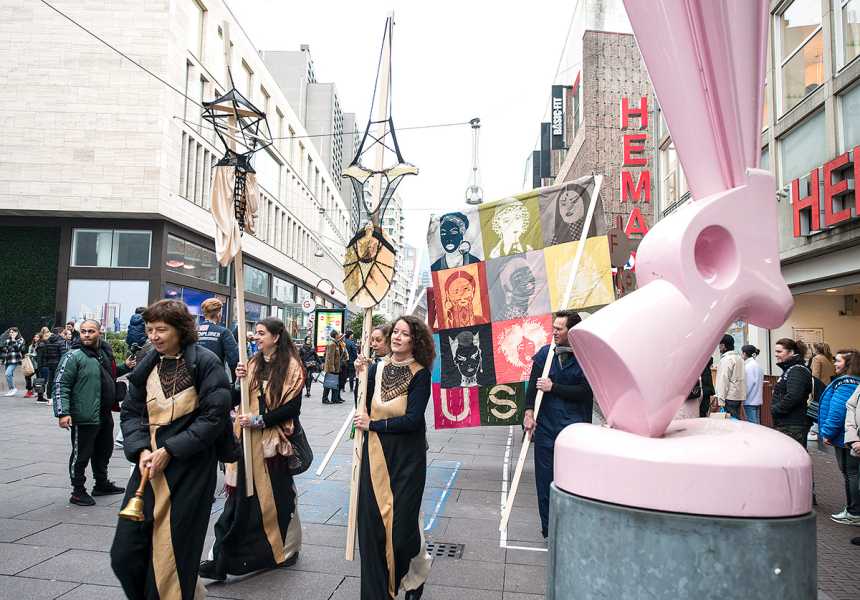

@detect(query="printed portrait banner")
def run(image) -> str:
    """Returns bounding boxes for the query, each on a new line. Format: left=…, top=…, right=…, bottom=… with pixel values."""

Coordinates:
left=426, top=175, right=612, bottom=429
left=314, top=308, right=345, bottom=356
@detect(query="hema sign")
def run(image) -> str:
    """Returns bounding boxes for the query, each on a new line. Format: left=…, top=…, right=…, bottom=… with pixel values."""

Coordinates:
left=792, top=148, right=860, bottom=237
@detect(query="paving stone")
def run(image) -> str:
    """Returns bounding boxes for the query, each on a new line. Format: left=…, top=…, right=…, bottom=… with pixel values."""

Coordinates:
left=427, top=558, right=505, bottom=591
left=17, top=549, right=118, bottom=585
left=326, top=575, right=360, bottom=600
left=0, top=517, right=59, bottom=543
left=291, top=543, right=360, bottom=577
left=503, top=564, right=546, bottom=595
left=204, top=569, right=345, bottom=599
left=0, top=542, right=66, bottom=575
left=18, top=523, right=117, bottom=552
left=502, top=593, right=545, bottom=600
left=505, top=548, right=547, bottom=567
left=0, top=574, right=78, bottom=599
left=422, top=583, right=503, bottom=599
left=55, top=583, right=127, bottom=599
left=20, top=503, right=126, bottom=527
left=299, top=522, right=346, bottom=548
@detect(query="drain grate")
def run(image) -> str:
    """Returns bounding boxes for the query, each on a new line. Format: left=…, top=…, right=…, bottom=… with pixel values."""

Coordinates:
left=426, top=541, right=465, bottom=559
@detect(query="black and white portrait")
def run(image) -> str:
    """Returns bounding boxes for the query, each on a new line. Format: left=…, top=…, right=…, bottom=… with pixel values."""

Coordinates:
left=428, top=211, right=484, bottom=272
left=439, top=325, right=495, bottom=389
left=539, top=176, right=607, bottom=247
left=485, top=251, right=551, bottom=322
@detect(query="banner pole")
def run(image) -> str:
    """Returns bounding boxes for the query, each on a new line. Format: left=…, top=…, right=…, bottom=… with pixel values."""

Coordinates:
left=499, top=176, right=603, bottom=531
left=314, top=406, right=356, bottom=477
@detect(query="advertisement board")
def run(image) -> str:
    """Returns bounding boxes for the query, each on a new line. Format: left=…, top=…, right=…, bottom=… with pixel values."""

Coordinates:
left=314, top=308, right=346, bottom=356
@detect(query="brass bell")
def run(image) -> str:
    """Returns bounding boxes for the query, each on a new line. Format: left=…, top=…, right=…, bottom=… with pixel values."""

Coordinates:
left=118, top=466, right=150, bottom=521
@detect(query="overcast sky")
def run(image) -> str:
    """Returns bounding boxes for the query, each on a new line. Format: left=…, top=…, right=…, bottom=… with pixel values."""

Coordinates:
left=228, top=0, right=578, bottom=253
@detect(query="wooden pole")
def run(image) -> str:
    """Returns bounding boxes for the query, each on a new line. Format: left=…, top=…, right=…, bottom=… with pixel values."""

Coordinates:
left=499, top=176, right=603, bottom=531
left=345, top=14, right=394, bottom=562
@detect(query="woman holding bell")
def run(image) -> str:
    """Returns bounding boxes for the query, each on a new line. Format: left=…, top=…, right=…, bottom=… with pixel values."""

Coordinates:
left=353, top=315, right=434, bottom=600
left=110, top=300, right=233, bottom=600
left=199, top=317, right=305, bottom=581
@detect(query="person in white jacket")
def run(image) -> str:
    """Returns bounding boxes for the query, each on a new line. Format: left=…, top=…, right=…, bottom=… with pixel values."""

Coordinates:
left=741, top=345, right=764, bottom=424
left=715, top=334, right=746, bottom=418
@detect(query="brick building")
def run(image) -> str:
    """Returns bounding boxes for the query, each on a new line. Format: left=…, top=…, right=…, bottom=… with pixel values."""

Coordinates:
left=0, top=0, right=351, bottom=340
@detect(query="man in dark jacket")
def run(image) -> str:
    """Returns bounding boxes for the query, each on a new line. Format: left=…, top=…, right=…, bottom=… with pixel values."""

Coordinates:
left=343, top=330, right=359, bottom=393
left=771, top=338, right=813, bottom=446
left=523, top=310, right=593, bottom=539
left=197, top=298, right=239, bottom=380
left=125, top=307, right=147, bottom=349
left=35, top=328, right=65, bottom=403
left=299, top=336, right=321, bottom=397
left=54, top=319, right=134, bottom=506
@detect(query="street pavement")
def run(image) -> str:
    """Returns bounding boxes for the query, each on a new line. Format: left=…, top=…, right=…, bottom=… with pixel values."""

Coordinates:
left=0, top=371, right=857, bottom=599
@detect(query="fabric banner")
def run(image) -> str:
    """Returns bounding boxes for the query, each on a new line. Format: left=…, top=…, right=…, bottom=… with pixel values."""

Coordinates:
left=426, top=176, right=612, bottom=429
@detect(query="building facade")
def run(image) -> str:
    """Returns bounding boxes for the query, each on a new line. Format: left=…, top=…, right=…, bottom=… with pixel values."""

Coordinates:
left=0, top=0, right=351, bottom=341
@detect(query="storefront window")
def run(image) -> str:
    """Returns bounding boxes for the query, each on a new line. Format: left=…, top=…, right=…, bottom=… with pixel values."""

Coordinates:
left=297, top=287, right=312, bottom=303
left=272, top=276, right=296, bottom=304
left=779, top=109, right=826, bottom=186
left=839, top=0, right=860, bottom=68
left=244, top=300, right=267, bottom=331
left=659, top=142, right=687, bottom=215
left=760, top=146, right=770, bottom=171
left=72, top=229, right=151, bottom=268
left=839, top=81, right=860, bottom=152
left=165, top=234, right=224, bottom=283
left=67, top=279, right=149, bottom=332
left=164, top=284, right=227, bottom=324
left=778, top=0, right=824, bottom=114
left=244, top=264, right=270, bottom=297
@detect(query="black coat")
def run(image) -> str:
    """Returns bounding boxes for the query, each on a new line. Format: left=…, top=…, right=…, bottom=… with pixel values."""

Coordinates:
left=122, top=342, right=237, bottom=464
left=771, top=354, right=812, bottom=427
left=36, top=334, right=64, bottom=369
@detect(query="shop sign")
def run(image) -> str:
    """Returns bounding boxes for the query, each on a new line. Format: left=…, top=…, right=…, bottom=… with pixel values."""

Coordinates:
left=791, top=148, right=860, bottom=237
left=619, top=96, right=651, bottom=237
left=301, top=298, right=316, bottom=314
left=551, top=85, right=565, bottom=149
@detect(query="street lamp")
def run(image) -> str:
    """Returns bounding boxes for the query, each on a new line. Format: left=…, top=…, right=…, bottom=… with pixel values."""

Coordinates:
left=315, top=207, right=326, bottom=257
left=314, top=277, right=336, bottom=304
left=465, top=117, right=483, bottom=205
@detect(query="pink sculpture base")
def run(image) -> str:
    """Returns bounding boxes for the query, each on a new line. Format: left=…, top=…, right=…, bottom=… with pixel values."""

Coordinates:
left=554, top=419, right=812, bottom=518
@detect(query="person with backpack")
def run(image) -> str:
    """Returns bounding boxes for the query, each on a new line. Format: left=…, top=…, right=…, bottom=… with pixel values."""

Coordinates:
left=36, top=327, right=65, bottom=403
left=322, top=330, right=345, bottom=405
left=125, top=306, right=147, bottom=350
left=343, top=330, right=359, bottom=393
left=771, top=338, right=814, bottom=446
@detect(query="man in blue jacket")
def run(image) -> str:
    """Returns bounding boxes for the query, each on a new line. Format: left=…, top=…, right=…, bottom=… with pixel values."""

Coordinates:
left=523, top=310, right=593, bottom=539
left=197, top=298, right=239, bottom=381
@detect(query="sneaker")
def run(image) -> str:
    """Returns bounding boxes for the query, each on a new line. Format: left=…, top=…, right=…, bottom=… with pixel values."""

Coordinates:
left=70, top=490, right=96, bottom=506
left=24, top=390, right=33, bottom=398
left=831, top=508, right=849, bottom=521
left=807, top=430, right=818, bottom=441
left=831, top=512, right=860, bottom=525
left=36, top=398, right=48, bottom=404
left=198, top=560, right=226, bottom=581
left=4, top=388, right=17, bottom=396
left=92, top=481, right=125, bottom=496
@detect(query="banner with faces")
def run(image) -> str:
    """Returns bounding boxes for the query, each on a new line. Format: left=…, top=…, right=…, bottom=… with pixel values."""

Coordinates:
left=426, top=175, right=613, bottom=429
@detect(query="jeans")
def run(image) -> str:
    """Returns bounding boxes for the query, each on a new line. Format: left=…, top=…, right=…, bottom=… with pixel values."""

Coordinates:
left=38, top=366, right=55, bottom=400
left=322, top=385, right=341, bottom=404
left=775, top=423, right=810, bottom=448
left=744, top=405, right=761, bottom=425
left=835, top=446, right=860, bottom=515
left=725, top=400, right=742, bottom=419
left=5, top=364, right=16, bottom=389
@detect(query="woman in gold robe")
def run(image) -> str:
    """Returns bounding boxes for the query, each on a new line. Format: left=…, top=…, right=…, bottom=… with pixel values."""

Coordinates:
left=199, top=317, right=305, bottom=581
left=353, top=315, right=434, bottom=600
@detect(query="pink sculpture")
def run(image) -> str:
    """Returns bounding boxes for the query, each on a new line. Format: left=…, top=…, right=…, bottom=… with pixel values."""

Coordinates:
left=569, top=0, right=794, bottom=438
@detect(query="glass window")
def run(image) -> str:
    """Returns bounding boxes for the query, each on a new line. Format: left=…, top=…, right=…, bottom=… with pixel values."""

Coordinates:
left=839, top=0, right=860, bottom=67
left=297, top=287, right=312, bottom=303
left=839, top=81, right=860, bottom=151
left=72, top=229, right=112, bottom=267
left=273, top=276, right=296, bottom=305
left=189, top=0, right=205, bottom=58
left=659, top=142, right=687, bottom=214
left=762, top=80, right=769, bottom=130
left=67, top=279, right=149, bottom=333
left=255, top=149, right=281, bottom=198
left=244, top=264, right=269, bottom=297
left=164, top=285, right=227, bottom=324
left=778, top=1, right=824, bottom=114
left=779, top=109, right=826, bottom=185
left=166, top=234, right=219, bottom=283
left=72, top=229, right=151, bottom=268
left=761, top=146, right=770, bottom=171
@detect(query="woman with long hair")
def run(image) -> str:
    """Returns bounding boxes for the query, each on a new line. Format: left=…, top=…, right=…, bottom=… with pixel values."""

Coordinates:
left=353, top=315, right=434, bottom=600
left=200, top=317, right=305, bottom=581
left=810, top=342, right=836, bottom=385
left=741, top=345, right=764, bottom=424
left=369, top=323, right=391, bottom=362
left=817, top=349, right=860, bottom=524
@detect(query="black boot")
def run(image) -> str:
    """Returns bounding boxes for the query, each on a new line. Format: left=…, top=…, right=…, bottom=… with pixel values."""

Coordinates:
left=405, top=584, right=424, bottom=600
left=198, top=560, right=226, bottom=581
left=92, top=480, right=125, bottom=496
left=70, top=489, right=95, bottom=506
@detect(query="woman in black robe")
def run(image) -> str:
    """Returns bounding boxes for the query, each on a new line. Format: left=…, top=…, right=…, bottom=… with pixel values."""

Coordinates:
left=353, top=315, right=434, bottom=600
left=199, top=317, right=305, bottom=581
left=110, top=300, right=233, bottom=600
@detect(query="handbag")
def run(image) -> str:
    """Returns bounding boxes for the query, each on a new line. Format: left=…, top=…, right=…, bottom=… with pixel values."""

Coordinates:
left=323, top=372, right=340, bottom=390
left=687, top=377, right=702, bottom=401
left=21, top=355, right=35, bottom=377
left=287, top=420, right=313, bottom=476
left=805, top=369, right=823, bottom=421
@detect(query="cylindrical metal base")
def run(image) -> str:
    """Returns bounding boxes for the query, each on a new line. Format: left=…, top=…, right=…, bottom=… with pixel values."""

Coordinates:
left=547, top=484, right=816, bottom=600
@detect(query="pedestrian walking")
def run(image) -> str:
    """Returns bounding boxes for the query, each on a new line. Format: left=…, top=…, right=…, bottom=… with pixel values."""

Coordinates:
left=344, top=330, right=359, bottom=393
left=299, top=336, right=320, bottom=397
left=2, top=327, right=25, bottom=396
left=771, top=338, right=814, bottom=446
left=65, top=320, right=80, bottom=341
left=741, top=345, right=764, bottom=424
left=714, top=334, right=746, bottom=419
left=697, top=357, right=716, bottom=417
left=199, top=318, right=306, bottom=582
left=843, top=372, right=860, bottom=546
left=110, top=299, right=232, bottom=599
left=816, top=348, right=860, bottom=525
left=196, top=298, right=239, bottom=380
left=35, top=327, right=65, bottom=403
left=23, top=334, right=40, bottom=398
left=322, top=330, right=344, bottom=405
left=53, top=319, right=133, bottom=506
left=125, top=306, right=147, bottom=349
left=522, top=310, right=593, bottom=539
left=810, top=342, right=836, bottom=385
left=353, top=316, right=434, bottom=600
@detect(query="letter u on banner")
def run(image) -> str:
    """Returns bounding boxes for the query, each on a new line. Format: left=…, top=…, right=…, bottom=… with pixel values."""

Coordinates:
left=433, top=384, right=482, bottom=429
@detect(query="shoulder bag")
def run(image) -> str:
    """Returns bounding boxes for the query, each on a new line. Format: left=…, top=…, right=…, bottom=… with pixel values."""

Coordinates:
left=287, top=419, right=314, bottom=476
